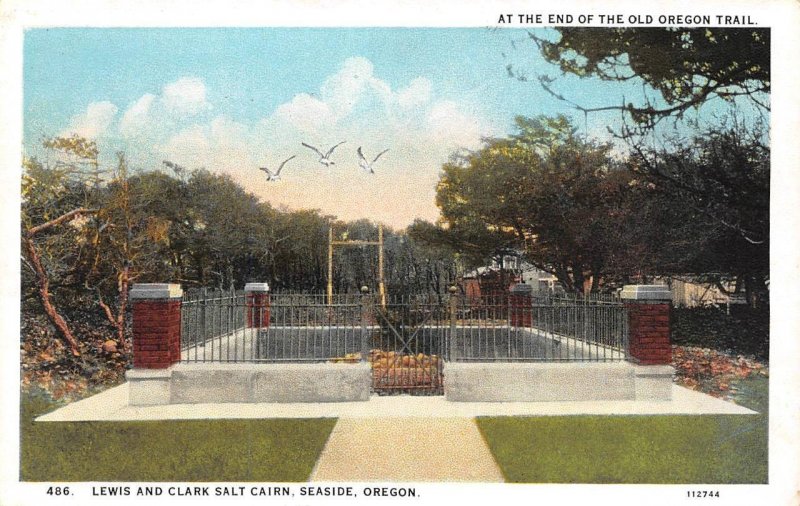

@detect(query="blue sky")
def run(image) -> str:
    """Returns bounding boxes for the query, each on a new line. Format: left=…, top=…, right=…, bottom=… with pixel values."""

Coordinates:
left=24, top=28, right=584, bottom=140
left=28, top=31, right=521, bottom=117
left=23, top=27, right=761, bottom=227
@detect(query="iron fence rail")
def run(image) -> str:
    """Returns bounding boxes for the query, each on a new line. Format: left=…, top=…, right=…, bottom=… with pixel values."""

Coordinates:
left=180, top=290, right=366, bottom=363
left=452, top=294, right=628, bottom=362
left=258, top=293, right=365, bottom=363
left=179, top=290, right=629, bottom=365
left=181, top=288, right=247, bottom=363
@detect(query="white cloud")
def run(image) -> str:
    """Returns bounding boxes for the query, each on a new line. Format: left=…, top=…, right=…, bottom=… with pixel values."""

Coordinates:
left=320, top=56, right=391, bottom=120
left=397, top=77, right=432, bottom=110
left=61, top=101, right=118, bottom=139
left=117, top=77, right=211, bottom=145
left=271, top=93, right=336, bottom=134
left=158, top=115, right=253, bottom=172
left=118, top=94, right=155, bottom=137
left=160, top=124, right=210, bottom=162
left=162, top=77, right=210, bottom=116
left=426, top=101, right=484, bottom=151
left=263, top=56, right=490, bottom=159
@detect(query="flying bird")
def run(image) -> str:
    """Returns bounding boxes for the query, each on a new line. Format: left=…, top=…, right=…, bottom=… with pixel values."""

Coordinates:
left=301, top=141, right=346, bottom=167
left=357, top=147, right=389, bottom=174
left=259, top=155, right=296, bottom=182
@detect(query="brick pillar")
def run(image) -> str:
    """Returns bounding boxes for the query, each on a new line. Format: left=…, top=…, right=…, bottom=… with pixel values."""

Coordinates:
left=245, top=282, right=270, bottom=328
left=621, top=285, right=672, bottom=365
left=621, top=285, right=674, bottom=401
left=130, top=283, right=183, bottom=369
left=509, top=283, right=533, bottom=327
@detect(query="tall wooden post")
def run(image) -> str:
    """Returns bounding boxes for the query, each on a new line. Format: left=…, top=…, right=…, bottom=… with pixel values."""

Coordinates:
left=378, top=223, right=386, bottom=308
left=448, top=285, right=458, bottom=362
left=327, top=226, right=334, bottom=306
left=327, top=223, right=384, bottom=308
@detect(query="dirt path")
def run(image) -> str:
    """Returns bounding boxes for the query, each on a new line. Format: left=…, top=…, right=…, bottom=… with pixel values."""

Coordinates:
left=310, top=417, right=505, bottom=482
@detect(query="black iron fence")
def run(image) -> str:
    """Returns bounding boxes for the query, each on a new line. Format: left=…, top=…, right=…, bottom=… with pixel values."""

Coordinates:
left=179, top=290, right=628, bottom=366
left=181, top=288, right=246, bottom=362
left=451, top=293, right=627, bottom=362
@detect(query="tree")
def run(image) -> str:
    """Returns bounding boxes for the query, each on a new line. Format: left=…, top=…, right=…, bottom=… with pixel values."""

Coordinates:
left=526, top=28, right=769, bottom=134
left=520, top=29, right=770, bottom=300
left=630, top=121, right=769, bottom=303
left=431, top=115, right=636, bottom=293
left=83, top=153, right=172, bottom=351
left=21, top=136, right=101, bottom=355
left=386, top=227, right=461, bottom=294
left=268, top=209, right=330, bottom=290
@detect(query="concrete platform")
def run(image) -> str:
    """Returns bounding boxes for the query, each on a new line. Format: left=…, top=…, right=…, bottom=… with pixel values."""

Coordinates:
left=36, top=382, right=757, bottom=422
left=134, top=362, right=372, bottom=405
left=445, top=362, right=671, bottom=402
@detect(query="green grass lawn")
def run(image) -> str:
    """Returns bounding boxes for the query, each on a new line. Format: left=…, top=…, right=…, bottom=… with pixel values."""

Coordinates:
left=20, top=392, right=336, bottom=482
left=477, top=377, right=768, bottom=484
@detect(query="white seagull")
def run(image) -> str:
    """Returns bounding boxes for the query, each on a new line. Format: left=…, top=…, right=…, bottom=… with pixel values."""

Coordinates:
left=301, top=141, right=346, bottom=167
left=357, top=146, right=389, bottom=174
left=259, top=155, right=296, bottom=182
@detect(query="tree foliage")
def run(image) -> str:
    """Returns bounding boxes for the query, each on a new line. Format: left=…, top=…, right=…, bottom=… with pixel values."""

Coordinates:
left=427, top=115, right=769, bottom=297
left=631, top=121, right=770, bottom=301
left=21, top=135, right=110, bottom=355
left=430, top=115, right=639, bottom=293
left=528, top=28, right=769, bottom=133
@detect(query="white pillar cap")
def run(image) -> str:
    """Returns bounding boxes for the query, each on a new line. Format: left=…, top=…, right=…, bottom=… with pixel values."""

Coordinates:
left=130, top=283, right=183, bottom=299
left=620, top=284, right=672, bottom=301
left=244, top=282, right=270, bottom=292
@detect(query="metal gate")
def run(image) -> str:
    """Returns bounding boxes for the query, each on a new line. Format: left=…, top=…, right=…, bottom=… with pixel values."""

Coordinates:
left=369, top=294, right=447, bottom=395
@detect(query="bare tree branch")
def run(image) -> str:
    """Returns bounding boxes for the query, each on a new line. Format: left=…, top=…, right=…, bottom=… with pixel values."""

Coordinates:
left=27, top=208, right=98, bottom=237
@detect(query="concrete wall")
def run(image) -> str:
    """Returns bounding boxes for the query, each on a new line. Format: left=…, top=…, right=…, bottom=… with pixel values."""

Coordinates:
left=444, top=362, right=673, bottom=402
left=127, top=362, right=371, bottom=405
left=128, top=360, right=672, bottom=405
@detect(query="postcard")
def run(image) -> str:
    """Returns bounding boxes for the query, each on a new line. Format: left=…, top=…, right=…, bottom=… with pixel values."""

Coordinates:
left=1, top=0, right=798, bottom=505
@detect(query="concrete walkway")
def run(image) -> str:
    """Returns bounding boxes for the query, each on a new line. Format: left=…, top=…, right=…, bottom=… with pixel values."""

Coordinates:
left=310, top=417, right=505, bottom=482
left=36, top=383, right=757, bottom=422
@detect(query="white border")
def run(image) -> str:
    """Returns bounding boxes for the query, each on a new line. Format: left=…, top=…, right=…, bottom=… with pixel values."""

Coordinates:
left=1, top=1, right=798, bottom=505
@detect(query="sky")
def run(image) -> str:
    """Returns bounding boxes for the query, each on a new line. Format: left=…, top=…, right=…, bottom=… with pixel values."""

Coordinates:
left=23, top=27, right=758, bottom=228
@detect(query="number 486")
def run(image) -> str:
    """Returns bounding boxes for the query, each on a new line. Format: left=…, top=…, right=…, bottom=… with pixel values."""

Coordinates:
left=46, top=486, right=70, bottom=496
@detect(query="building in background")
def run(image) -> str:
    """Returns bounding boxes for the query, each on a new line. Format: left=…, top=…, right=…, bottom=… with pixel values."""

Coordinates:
left=460, top=252, right=563, bottom=300
left=663, top=276, right=747, bottom=309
